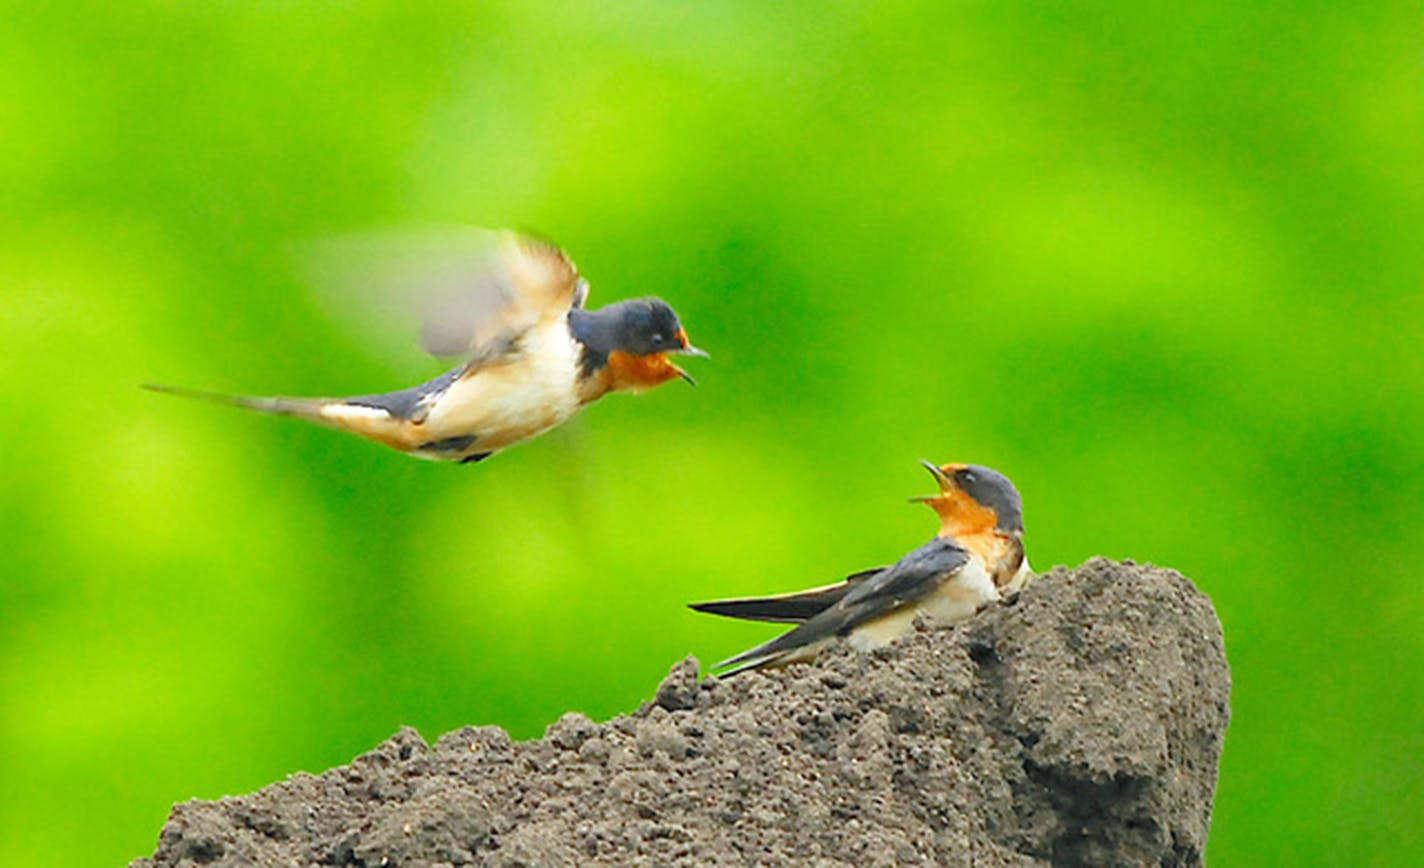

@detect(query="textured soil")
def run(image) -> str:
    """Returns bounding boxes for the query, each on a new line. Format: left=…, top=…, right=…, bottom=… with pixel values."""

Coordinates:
left=134, top=558, right=1230, bottom=866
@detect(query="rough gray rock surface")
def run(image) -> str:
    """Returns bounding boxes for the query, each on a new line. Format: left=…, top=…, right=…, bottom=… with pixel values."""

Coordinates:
left=133, top=558, right=1230, bottom=866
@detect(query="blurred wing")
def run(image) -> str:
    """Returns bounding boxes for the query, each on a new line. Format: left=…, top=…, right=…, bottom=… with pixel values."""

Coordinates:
left=305, top=227, right=586, bottom=368
left=688, top=568, right=885, bottom=623
left=417, top=231, right=586, bottom=364
left=712, top=538, right=970, bottom=674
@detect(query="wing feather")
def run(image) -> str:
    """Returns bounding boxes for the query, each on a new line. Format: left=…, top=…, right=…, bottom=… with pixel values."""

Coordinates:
left=305, top=227, right=586, bottom=370
left=711, top=538, right=972, bottom=675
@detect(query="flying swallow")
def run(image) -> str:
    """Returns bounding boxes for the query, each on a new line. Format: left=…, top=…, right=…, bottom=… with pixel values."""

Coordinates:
left=146, top=230, right=707, bottom=464
left=690, top=462, right=1030, bottom=675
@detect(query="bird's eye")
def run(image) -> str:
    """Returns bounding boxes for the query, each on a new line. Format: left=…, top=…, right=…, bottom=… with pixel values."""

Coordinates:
left=650, top=333, right=664, bottom=345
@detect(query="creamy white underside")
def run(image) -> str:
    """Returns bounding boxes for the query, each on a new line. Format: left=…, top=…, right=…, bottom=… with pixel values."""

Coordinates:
left=319, top=321, right=584, bottom=455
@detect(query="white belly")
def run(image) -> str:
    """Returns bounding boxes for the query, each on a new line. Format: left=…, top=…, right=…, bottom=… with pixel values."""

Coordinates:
left=420, top=323, right=583, bottom=451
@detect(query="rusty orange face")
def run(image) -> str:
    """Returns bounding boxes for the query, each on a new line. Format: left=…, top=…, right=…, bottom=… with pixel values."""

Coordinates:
left=911, top=460, right=1001, bottom=537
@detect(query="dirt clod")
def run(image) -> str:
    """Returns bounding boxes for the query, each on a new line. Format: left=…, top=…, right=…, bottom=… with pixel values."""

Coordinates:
left=133, top=558, right=1230, bottom=866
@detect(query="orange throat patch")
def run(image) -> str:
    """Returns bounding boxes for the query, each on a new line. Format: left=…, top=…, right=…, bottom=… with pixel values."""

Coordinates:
left=929, top=490, right=999, bottom=537
left=604, top=350, right=684, bottom=393
left=926, top=491, right=1025, bottom=588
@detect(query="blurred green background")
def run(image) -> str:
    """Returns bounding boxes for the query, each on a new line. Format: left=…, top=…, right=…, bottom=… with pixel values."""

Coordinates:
left=2, top=1, right=1420, bottom=864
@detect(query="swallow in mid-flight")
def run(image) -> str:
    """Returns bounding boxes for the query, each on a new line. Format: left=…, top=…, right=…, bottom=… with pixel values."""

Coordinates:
left=690, top=462, right=1030, bottom=675
left=146, top=230, right=707, bottom=464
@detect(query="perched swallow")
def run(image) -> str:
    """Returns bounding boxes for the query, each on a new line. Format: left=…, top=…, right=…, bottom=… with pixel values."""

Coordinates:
left=690, top=462, right=1030, bottom=675
left=146, top=231, right=707, bottom=464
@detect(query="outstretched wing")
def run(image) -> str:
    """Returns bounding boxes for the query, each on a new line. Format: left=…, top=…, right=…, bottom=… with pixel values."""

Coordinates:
left=688, top=568, right=884, bottom=623
left=416, top=231, right=587, bottom=364
left=711, top=537, right=972, bottom=675
left=307, top=227, right=588, bottom=370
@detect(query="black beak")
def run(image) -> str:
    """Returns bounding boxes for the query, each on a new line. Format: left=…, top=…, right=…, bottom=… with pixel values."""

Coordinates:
left=672, top=327, right=709, bottom=360
left=908, top=459, right=954, bottom=502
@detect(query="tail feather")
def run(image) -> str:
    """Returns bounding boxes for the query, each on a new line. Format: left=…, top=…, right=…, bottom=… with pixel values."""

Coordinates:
left=688, top=569, right=883, bottom=624
left=712, top=636, right=829, bottom=678
left=142, top=383, right=330, bottom=420
left=710, top=620, right=835, bottom=676
left=144, top=382, right=425, bottom=452
left=689, top=590, right=844, bottom=624
left=715, top=658, right=778, bottom=678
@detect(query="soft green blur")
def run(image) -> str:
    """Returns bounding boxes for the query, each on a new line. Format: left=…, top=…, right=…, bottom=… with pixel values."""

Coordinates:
left=2, top=2, right=1420, bottom=864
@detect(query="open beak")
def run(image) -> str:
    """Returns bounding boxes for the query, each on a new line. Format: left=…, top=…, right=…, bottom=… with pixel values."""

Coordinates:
left=670, top=329, right=707, bottom=384
left=908, top=459, right=955, bottom=503
left=673, top=329, right=710, bottom=359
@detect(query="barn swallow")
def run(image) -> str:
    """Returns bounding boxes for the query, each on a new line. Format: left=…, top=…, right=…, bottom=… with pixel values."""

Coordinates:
left=145, top=231, right=707, bottom=464
left=690, top=462, right=1030, bottom=675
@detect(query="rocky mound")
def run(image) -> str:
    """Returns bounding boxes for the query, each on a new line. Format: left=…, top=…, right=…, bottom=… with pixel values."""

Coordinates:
left=134, top=558, right=1230, bottom=866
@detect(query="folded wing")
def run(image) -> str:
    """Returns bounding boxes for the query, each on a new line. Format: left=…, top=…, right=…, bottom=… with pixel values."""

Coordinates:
left=711, top=537, right=971, bottom=676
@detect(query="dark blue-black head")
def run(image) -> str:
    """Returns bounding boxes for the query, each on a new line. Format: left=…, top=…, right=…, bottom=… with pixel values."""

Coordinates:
left=600, top=297, right=705, bottom=356
left=571, top=297, right=708, bottom=388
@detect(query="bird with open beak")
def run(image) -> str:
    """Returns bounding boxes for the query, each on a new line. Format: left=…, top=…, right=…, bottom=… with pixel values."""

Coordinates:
left=911, top=461, right=1032, bottom=593
left=146, top=230, right=708, bottom=464
left=690, top=461, right=1032, bottom=676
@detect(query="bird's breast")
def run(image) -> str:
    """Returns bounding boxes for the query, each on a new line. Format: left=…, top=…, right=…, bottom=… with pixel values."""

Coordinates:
left=959, top=532, right=1027, bottom=591
left=920, top=557, right=998, bottom=622
left=418, top=323, right=584, bottom=451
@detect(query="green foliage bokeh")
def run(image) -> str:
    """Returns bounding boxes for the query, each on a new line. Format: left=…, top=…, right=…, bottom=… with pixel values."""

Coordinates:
left=2, top=2, right=1420, bottom=864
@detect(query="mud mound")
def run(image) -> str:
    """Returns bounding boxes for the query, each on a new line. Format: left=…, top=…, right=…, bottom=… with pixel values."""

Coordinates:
left=134, top=558, right=1230, bottom=866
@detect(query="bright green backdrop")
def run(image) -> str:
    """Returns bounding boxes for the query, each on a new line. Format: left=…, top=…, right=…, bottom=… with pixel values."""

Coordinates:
left=2, top=2, right=1420, bottom=865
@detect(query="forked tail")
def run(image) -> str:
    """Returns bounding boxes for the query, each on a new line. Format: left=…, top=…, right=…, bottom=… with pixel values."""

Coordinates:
left=141, top=383, right=329, bottom=421
left=143, top=382, right=424, bottom=452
